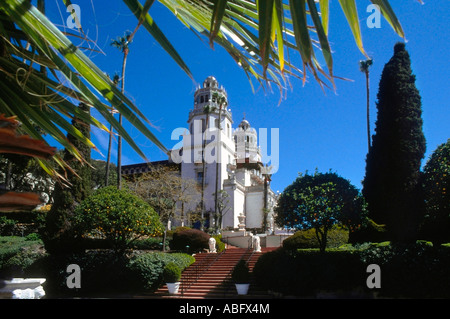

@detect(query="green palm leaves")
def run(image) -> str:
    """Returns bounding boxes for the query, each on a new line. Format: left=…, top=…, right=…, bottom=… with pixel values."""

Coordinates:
left=0, top=0, right=410, bottom=181
left=204, top=0, right=407, bottom=90
left=0, top=0, right=168, bottom=181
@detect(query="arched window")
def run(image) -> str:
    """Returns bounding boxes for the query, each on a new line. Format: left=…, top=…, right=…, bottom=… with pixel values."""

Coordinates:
left=227, top=124, right=230, bottom=137
left=200, top=96, right=204, bottom=103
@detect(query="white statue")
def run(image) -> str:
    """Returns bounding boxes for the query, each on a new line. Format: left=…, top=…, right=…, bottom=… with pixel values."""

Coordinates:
left=252, top=235, right=261, bottom=252
left=209, top=237, right=217, bottom=253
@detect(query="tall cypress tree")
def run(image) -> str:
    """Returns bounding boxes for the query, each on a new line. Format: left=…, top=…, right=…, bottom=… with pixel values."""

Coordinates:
left=362, top=43, right=426, bottom=242
left=43, top=103, right=92, bottom=253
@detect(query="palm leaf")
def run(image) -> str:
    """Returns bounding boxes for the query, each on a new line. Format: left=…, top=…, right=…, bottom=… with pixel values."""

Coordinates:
left=122, top=0, right=193, bottom=80
left=338, top=0, right=367, bottom=57
left=257, top=0, right=275, bottom=76
left=319, top=0, right=329, bottom=36
left=369, top=0, right=404, bottom=38
left=1, top=0, right=169, bottom=161
left=209, top=0, right=229, bottom=46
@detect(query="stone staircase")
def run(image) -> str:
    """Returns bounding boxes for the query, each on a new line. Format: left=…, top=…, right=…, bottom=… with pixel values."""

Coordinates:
left=154, top=247, right=276, bottom=299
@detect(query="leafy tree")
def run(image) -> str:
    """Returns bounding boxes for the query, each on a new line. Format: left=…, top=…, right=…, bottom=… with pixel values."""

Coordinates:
left=362, top=43, right=426, bottom=243
left=71, top=186, right=164, bottom=252
left=170, top=228, right=210, bottom=253
left=360, top=58, right=373, bottom=151
left=275, top=171, right=366, bottom=252
left=126, top=164, right=199, bottom=228
left=421, top=139, right=450, bottom=244
left=212, top=190, right=231, bottom=232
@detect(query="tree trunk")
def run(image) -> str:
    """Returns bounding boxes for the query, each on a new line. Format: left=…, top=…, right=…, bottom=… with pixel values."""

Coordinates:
left=366, top=70, right=371, bottom=151
left=117, top=49, right=128, bottom=190
left=316, top=227, right=328, bottom=253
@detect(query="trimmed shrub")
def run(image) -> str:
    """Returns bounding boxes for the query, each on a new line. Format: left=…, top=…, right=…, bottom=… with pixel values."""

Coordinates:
left=41, top=250, right=130, bottom=297
left=0, top=216, right=16, bottom=236
left=163, top=262, right=181, bottom=283
left=421, top=139, right=450, bottom=244
left=282, top=229, right=318, bottom=250
left=254, top=241, right=450, bottom=298
left=0, top=236, right=46, bottom=279
left=253, top=247, right=364, bottom=296
left=129, top=237, right=167, bottom=251
left=126, top=252, right=194, bottom=291
left=283, top=226, right=349, bottom=250
left=232, top=260, right=250, bottom=284
left=42, top=251, right=195, bottom=297
left=170, top=228, right=210, bottom=253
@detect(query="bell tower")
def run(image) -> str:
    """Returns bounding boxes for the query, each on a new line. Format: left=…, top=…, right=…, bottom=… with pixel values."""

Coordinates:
left=182, top=76, right=236, bottom=224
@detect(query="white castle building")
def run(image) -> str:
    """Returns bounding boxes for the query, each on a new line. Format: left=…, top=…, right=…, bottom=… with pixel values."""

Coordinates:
left=123, top=76, right=277, bottom=233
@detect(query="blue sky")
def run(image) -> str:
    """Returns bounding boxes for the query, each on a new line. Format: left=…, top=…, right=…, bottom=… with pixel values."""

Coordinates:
left=46, top=1, right=449, bottom=194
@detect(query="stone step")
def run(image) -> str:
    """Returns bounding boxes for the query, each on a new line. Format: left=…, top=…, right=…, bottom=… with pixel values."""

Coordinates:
left=153, top=248, right=271, bottom=299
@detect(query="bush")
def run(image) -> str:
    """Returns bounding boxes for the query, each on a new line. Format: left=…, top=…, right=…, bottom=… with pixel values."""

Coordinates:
left=253, top=247, right=364, bottom=296
left=232, top=260, right=250, bottom=284
left=421, top=139, right=450, bottom=244
left=163, top=262, right=181, bottom=283
left=129, top=237, right=167, bottom=250
left=170, top=228, right=210, bottom=253
left=71, top=186, right=164, bottom=251
left=41, top=250, right=130, bottom=297
left=283, top=226, right=349, bottom=250
left=0, top=236, right=46, bottom=279
left=282, top=229, right=318, bottom=250
left=126, top=252, right=194, bottom=291
left=254, top=241, right=450, bottom=298
left=0, top=216, right=16, bottom=236
left=42, top=250, right=195, bottom=297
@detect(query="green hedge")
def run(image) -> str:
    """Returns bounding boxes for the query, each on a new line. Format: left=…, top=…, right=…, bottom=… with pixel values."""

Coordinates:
left=253, top=247, right=364, bottom=296
left=0, top=236, right=46, bottom=279
left=41, top=250, right=195, bottom=297
left=282, top=227, right=349, bottom=250
left=170, top=228, right=210, bottom=253
left=253, top=241, right=450, bottom=298
left=127, top=252, right=194, bottom=291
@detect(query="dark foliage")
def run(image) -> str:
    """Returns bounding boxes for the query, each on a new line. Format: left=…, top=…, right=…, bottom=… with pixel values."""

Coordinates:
left=363, top=43, right=426, bottom=242
left=42, top=103, right=92, bottom=254
left=421, top=139, right=450, bottom=244
left=170, top=228, right=210, bottom=253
